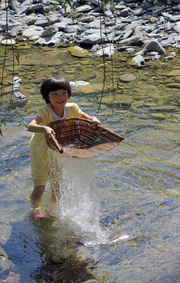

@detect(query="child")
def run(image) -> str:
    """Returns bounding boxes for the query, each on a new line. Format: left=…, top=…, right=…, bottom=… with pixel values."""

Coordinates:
left=28, top=76, right=100, bottom=219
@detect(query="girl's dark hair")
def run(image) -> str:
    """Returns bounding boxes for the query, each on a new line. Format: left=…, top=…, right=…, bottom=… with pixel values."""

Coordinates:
left=40, top=77, right=71, bottom=103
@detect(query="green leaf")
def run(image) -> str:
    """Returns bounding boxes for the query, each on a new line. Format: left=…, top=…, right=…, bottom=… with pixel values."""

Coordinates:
left=109, top=1, right=115, bottom=9
left=51, top=3, right=58, bottom=10
left=66, top=0, right=72, bottom=8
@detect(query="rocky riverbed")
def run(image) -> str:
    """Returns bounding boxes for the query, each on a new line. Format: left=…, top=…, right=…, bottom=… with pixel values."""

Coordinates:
left=0, top=0, right=180, bottom=62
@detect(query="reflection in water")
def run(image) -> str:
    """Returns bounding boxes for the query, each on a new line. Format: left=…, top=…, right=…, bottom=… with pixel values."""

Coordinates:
left=30, top=217, right=96, bottom=282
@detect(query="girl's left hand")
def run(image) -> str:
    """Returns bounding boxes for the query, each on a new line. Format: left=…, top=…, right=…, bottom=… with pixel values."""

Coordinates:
left=91, top=116, right=101, bottom=125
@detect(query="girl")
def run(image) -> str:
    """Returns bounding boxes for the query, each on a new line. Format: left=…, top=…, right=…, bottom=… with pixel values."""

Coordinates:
left=28, top=76, right=100, bottom=219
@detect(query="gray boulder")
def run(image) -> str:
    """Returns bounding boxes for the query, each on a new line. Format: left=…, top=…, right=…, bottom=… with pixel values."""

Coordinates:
left=143, top=40, right=166, bottom=55
left=79, top=33, right=106, bottom=45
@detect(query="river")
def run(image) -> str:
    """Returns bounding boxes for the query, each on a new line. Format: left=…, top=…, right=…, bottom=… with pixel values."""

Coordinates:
left=0, top=44, right=180, bottom=282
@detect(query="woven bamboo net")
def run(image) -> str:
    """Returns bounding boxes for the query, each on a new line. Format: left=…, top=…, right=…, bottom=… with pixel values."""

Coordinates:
left=47, top=118, right=125, bottom=158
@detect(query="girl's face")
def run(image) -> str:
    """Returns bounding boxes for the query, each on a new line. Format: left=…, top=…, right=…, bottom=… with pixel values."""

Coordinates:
left=49, top=89, right=69, bottom=110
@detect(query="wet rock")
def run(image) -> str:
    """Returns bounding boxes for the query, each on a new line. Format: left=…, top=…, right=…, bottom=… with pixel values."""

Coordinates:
left=13, top=91, right=27, bottom=104
left=132, top=54, right=145, bottom=66
left=71, top=82, right=102, bottom=94
left=102, top=94, right=133, bottom=107
left=119, top=73, right=136, bottom=83
left=15, top=43, right=32, bottom=49
left=0, top=244, right=13, bottom=273
left=1, top=38, right=16, bottom=45
left=95, top=44, right=116, bottom=57
left=68, top=45, right=89, bottom=57
left=35, top=31, right=62, bottom=46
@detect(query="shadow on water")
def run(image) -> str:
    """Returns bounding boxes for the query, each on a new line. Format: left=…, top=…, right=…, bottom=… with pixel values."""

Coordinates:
left=2, top=215, right=96, bottom=282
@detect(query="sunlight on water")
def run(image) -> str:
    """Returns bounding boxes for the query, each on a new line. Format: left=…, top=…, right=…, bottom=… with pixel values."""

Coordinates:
left=48, top=149, right=111, bottom=245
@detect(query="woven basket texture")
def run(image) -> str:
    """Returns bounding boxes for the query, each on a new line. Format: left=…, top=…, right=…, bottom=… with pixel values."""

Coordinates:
left=48, top=118, right=125, bottom=158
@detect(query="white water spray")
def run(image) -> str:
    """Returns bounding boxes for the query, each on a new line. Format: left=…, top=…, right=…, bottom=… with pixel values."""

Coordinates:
left=48, top=149, right=107, bottom=243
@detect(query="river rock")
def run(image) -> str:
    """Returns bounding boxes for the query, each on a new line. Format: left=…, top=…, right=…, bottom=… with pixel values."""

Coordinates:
left=93, top=44, right=116, bottom=57
left=102, top=94, right=133, bottom=107
left=35, top=18, right=49, bottom=27
left=41, top=26, right=57, bottom=37
left=75, top=4, right=93, bottom=13
left=54, top=21, right=68, bottom=31
left=79, top=33, right=106, bottom=45
left=1, top=38, right=16, bottom=45
left=68, top=45, right=89, bottom=57
left=143, top=40, right=166, bottom=55
left=0, top=244, right=13, bottom=273
left=119, top=73, right=136, bottom=83
left=22, top=26, right=44, bottom=39
left=71, top=82, right=102, bottom=94
left=120, top=36, right=144, bottom=46
left=173, top=21, right=180, bottom=32
left=132, top=54, right=145, bottom=66
left=35, top=31, right=62, bottom=46
left=25, top=15, right=37, bottom=26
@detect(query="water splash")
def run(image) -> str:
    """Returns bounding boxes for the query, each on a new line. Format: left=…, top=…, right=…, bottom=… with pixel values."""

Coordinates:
left=47, top=149, right=130, bottom=246
left=48, top=149, right=108, bottom=244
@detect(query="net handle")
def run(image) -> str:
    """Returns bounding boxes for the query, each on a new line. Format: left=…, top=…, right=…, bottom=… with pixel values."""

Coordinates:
left=51, top=134, right=63, bottom=154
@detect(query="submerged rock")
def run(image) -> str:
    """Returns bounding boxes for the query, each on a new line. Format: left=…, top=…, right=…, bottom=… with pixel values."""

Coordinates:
left=68, top=46, right=89, bottom=57
left=119, top=73, right=136, bottom=83
left=0, top=244, right=13, bottom=273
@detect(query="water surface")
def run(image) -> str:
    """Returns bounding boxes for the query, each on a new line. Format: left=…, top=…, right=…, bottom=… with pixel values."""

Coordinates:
left=0, top=44, right=180, bottom=282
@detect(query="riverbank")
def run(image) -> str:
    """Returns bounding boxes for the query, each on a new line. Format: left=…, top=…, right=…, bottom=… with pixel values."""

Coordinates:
left=0, top=0, right=180, bottom=60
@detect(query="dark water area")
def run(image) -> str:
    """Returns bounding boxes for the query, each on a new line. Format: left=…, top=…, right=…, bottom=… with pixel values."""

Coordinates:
left=0, top=44, right=180, bottom=282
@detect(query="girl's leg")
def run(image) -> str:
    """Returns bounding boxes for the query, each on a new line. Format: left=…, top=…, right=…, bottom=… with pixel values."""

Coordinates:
left=30, top=185, right=46, bottom=219
left=30, top=185, right=45, bottom=208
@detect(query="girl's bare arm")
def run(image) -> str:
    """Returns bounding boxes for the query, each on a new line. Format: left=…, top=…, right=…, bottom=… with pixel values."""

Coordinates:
left=81, top=113, right=100, bottom=124
left=28, top=116, right=55, bottom=139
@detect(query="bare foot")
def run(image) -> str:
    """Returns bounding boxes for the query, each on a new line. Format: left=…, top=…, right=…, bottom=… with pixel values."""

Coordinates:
left=31, top=209, right=46, bottom=220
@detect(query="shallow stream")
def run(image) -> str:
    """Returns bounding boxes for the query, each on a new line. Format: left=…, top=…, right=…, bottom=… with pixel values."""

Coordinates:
left=0, top=44, right=180, bottom=282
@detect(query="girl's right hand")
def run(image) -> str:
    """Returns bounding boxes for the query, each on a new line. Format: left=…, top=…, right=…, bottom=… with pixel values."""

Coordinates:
left=43, top=126, right=55, bottom=143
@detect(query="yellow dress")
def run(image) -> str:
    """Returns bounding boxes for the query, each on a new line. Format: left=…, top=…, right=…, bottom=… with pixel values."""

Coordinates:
left=29, top=102, right=83, bottom=186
